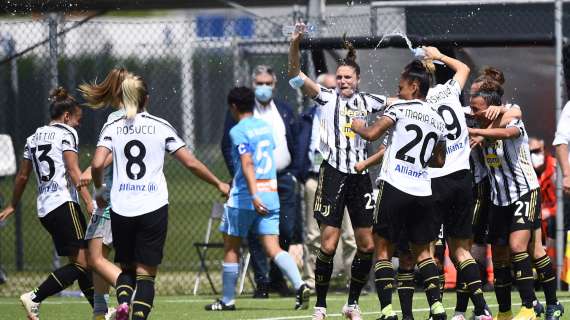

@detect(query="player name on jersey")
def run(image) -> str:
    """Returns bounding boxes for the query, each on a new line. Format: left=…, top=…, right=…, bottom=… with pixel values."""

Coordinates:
left=116, top=124, right=157, bottom=135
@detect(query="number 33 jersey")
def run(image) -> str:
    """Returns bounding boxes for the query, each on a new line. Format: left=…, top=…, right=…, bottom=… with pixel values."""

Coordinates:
left=227, top=117, right=279, bottom=211
left=379, top=100, right=447, bottom=196
left=97, top=112, right=186, bottom=217
left=23, top=123, right=80, bottom=218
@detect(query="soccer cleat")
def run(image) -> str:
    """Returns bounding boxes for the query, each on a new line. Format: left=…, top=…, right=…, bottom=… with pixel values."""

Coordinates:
left=545, top=302, right=564, bottom=320
left=252, top=282, right=269, bottom=299
left=105, top=307, right=116, bottom=320
left=473, top=305, right=493, bottom=320
left=430, top=302, right=447, bottom=320
left=451, top=312, right=466, bottom=320
left=342, top=304, right=362, bottom=320
left=312, top=307, right=327, bottom=320
left=295, top=283, right=310, bottom=310
left=512, top=307, right=536, bottom=320
left=376, top=304, right=398, bottom=320
left=204, top=299, right=236, bottom=311
left=533, top=300, right=545, bottom=318
left=493, top=311, right=513, bottom=320
left=115, top=302, right=129, bottom=320
left=20, top=291, right=40, bottom=320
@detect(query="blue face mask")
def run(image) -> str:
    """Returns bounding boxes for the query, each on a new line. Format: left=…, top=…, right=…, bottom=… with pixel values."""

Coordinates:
left=255, top=85, right=273, bottom=103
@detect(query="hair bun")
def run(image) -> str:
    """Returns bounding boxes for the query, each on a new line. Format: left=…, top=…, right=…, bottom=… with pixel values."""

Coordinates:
left=481, top=66, right=505, bottom=85
left=49, top=87, right=69, bottom=102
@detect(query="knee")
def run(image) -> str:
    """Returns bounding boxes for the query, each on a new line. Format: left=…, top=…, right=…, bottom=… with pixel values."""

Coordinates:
left=509, top=242, right=528, bottom=254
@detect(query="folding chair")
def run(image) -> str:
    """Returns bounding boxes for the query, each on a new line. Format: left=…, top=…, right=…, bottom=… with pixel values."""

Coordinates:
left=193, top=202, right=253, bottom=295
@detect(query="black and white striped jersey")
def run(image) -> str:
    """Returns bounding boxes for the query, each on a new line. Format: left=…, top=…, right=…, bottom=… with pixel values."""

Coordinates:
left=481, top=118, right=539, bottom=206
left=312, top=85, right=386, bottom=174
left=379, top=99, right=447, bottom=196
left=426, top=80, right=471, bottom=178
left=23, top=123, right=80, bottom=217
left=463, top=106, right=488, bottom=184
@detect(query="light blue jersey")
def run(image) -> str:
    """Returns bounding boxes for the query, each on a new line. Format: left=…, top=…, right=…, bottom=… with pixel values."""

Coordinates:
left=227, top=117, right=279, bottom=211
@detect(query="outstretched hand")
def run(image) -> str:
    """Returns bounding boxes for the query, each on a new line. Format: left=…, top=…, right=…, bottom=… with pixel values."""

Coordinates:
left=291, top=22, right=306, bottom=43
left=422, top=46, right=444, bottom=61
left=0, top=206, right=15, bottom=222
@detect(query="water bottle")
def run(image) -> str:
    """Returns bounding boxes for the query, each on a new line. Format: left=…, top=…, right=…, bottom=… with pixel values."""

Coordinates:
left=282, top=24, right=318, bottom=37
left=411, top=47, right=444, bottom=65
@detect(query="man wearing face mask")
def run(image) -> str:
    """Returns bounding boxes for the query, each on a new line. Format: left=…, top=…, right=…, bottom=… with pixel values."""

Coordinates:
left=530, top=137, right=557, bottom=262
left=222, top=65, right=301, bottom=298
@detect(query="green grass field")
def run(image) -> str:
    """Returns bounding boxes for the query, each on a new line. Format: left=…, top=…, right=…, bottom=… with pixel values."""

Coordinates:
left=1, top=291, right=569, bottom=320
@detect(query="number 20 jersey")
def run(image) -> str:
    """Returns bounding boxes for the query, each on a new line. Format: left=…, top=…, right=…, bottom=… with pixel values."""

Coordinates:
left=227, top=117, right=280, bottom=211
left=426, top=80, right=471, bottom=178
left=23, top=123, right=80, bottom=218
left=97, top=112, right=186, bottom=217
left=379, top=100, right=447, bottom=196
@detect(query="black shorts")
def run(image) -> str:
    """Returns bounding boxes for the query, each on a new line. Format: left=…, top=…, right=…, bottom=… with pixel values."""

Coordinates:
left=313, top=161, right=374, bottom=229
left=373, top=181, right=439, bottom=245
left=472, top=177, right=491, bottom=245
left=432, top=170, right=474, bottom=240
left=487, top=189, right=541, bottom=246
left=40, top=201, right=87, bottom=256
left=111, top=205, right=168, bottom=267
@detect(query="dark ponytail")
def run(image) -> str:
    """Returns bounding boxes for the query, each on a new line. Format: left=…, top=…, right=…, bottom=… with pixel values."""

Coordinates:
left=337, top=34, right=360, bottom=76
left=49, top=87, right=79, bottom=120
left=401, top=59, right=435, bottom=98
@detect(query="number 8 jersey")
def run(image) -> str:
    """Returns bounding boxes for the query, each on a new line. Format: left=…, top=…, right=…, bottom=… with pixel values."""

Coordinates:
left=97, top=112, right=186, bottom=217
left=23, top=123, right=80, bottom=218
left=379, top=100, right=448, bottom=196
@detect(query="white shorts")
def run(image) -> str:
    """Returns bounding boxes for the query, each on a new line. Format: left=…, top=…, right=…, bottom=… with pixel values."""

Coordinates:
left=85, top=205, right=113, bottom=247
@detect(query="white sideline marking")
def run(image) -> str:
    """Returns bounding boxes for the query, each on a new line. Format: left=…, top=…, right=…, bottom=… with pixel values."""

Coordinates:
left=246, top=298, right=570, bottom=320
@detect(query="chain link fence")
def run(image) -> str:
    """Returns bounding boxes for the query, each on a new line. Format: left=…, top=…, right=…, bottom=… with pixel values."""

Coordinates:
left=0, top=2, right=568, bottom=296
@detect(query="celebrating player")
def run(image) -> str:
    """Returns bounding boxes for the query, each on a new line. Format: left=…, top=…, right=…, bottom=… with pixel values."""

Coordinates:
left=418, top=47, right=493, bottom=320
left=78, top=67, right=133, bottom=320
left=91, top=75, right=230, bottom=320
left=205, top=87, right=310, bottom=312
left=469, top=80, right=564, bottom=320
left=289, top=22, right=388, bottom=320
left=0, top=88, right=95, bottom=320
left=352, top=59, right=448, bottom=320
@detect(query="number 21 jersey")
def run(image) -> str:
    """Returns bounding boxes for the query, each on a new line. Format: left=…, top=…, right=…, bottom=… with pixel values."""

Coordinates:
left=23, top=123, right=80, bottom=218
left=379, top=100, right=447, bottom=196
left=97, top=112, right=186, bottom=217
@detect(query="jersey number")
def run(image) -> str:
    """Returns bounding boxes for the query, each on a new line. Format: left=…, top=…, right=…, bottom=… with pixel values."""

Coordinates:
left=514, top=200, right=530, bottom=218
left=395, top=124, right=438, bottom=167
left=255, top=140, right=273, bottom=175
left=437, top=105, right=461, bottom=140
left=31, top=145, right=55, bottom=182
left=124, top=140, right=146, bottom=180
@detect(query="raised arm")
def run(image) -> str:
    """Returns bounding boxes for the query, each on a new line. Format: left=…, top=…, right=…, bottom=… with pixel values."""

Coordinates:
left=423, top=46, right=470, bottom=90
left=173, top=147, right=230, bottom=197
left=468, top=126, right=521, bottom=140
left=0, top=159, right=33, bottom=221
left=351, top=116, right=395, bottom=141
left=288, top=23, right=320, bottom=98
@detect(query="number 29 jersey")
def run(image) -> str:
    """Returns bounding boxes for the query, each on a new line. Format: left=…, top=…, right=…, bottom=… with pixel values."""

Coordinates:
left=379, top=100, right=447, bottom=196
left=97, top=112, right=186, bottom=217
left=227, top=117, right=280, bottom=211
left=23, top=123, right=80, bottom=218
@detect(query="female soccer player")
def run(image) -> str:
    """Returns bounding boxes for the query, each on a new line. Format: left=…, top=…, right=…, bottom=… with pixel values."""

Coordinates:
left=288, top=23, right=388, bottom=320
left=469, top=80, right=564, bottom=320
left=91, top=75, right=230, bottom=320
left=205, top=87, right=310, bottom=312
left=0, top=88, right=95, bottom=320
left=79, top=67, right=132, bottom=320
left=352, top=59, right=448, bottom=320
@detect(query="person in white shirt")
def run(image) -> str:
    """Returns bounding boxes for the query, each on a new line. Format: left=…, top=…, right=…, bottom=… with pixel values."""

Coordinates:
left=554, top=100, right=570, bottom=232
left=91, top=75, right=230, bottom=320
left=352, top=58, right=448, bottom=320
left=289, top=23, right=387, bottom=320
left=0, top=88, right=95, bottom=320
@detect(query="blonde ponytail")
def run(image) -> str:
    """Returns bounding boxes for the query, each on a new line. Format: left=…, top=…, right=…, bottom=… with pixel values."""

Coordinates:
left=78, top=68, right=132, bottom=109
left=121, top=75, right=148, bottom=119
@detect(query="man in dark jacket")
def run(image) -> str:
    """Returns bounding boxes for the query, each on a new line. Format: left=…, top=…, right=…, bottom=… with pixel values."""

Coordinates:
left=221, top=65, right=302, bottom=297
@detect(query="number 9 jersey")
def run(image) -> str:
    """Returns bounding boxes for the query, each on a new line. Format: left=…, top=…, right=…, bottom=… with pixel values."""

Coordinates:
left=379, top=100, right=448, bottom=196
left=23, top=123, right=80, bottom=217
left=227, top=117, right=280, bottom=211
left=97, top=112, right=186, bottom=217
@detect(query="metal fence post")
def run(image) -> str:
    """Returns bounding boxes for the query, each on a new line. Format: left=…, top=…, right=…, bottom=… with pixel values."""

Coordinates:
left=48, top=13, right=59, bottom=92
left=181, top=17, right=195, bottom=150
left=554, top=0, right=565, bottom=289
